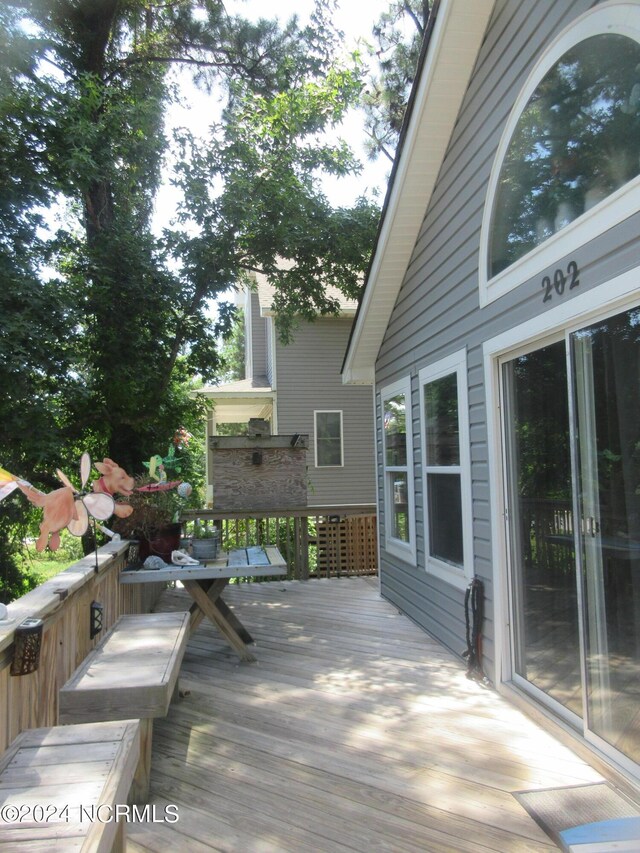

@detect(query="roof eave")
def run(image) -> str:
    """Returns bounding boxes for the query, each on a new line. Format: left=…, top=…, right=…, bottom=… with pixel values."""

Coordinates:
left=198, top=389, right=275, bottom=400
left=259, top=305, right=358, bottom=319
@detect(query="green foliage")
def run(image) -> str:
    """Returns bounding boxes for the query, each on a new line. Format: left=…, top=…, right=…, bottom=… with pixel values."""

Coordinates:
left=0, top=0, right=379, bottom=600
left=169, top=61, right=380, bottom=340
left=0, top=502, right=33, bottom=604
left=362, top=0, right=430, bottom=162
left=218, top=308, right=245, bottom=383
left=22, top=531, right=85, bottom=585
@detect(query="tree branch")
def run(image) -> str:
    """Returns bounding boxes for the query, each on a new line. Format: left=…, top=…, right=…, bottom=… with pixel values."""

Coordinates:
left=403, top=0, right=428, bottom=37
left=105, top=50, right=276, bottom=87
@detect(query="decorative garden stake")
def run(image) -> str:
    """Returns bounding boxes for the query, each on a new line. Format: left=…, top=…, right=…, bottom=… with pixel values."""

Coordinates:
left=0, top=455, right=115, bottom=559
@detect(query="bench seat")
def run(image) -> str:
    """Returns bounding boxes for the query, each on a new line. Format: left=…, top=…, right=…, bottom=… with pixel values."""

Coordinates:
left=0, top=719, right=139, bottom=852
left=59, top=612, right=190, bottom=801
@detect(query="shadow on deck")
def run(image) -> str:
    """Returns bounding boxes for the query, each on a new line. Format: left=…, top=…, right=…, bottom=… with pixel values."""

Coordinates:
left=127, top=577, right=604, bottom=852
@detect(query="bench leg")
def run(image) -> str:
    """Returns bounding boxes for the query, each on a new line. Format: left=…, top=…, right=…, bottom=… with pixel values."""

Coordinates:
left=130, top=717, right=153, bottom=803
left=111, top=817, right=126, bottom=853
left=172, top=678, right=181, bottom=703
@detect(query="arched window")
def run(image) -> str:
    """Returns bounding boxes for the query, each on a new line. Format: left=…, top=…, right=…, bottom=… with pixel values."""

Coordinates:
left=481, top=4, right=640, bottom=304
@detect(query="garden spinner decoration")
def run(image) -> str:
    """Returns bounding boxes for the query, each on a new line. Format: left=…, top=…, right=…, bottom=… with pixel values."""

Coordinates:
left=1, top=454, right=115, bottom=564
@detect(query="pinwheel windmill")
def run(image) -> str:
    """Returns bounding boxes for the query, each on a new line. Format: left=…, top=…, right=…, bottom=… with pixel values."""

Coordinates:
left=56, top=452, right=115, bottom=537
left=0, top=467, right=20, bottom=502
left=4, top=454, right=116, bottom=555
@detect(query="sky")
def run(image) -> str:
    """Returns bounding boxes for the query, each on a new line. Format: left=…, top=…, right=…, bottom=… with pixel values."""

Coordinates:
left=152, top=0, right=396, bottom=232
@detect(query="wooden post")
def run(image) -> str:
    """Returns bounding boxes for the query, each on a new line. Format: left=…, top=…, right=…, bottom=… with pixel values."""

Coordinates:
left=299, top=516, right=309, bottom=581
left=292, top=517, right=300, bottom=579
left=131, top=716, right=153, bottom=803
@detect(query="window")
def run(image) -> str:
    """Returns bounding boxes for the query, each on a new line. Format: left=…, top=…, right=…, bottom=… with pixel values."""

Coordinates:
left=381, top=378, right=415, bottom=563
left=314, top=411, right=343, bottom=467
left=480, top=4, right=640, bottom=304
left=420, top=351, right=472, bottom=588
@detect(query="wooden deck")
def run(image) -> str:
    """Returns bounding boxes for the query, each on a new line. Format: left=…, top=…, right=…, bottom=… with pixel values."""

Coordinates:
left=127, top=577, right=605, bottom=852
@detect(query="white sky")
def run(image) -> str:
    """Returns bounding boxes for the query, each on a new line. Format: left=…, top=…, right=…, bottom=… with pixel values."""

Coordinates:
left=153, top=0, right=395, bottom=232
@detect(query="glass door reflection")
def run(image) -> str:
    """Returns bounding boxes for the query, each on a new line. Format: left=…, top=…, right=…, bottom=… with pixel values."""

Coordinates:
left=572, top=309, right=640, bottom=763
left=503, top=341, right=583, bottom=716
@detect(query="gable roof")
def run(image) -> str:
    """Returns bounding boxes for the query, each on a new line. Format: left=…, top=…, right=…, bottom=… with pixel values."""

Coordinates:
left=342, top=0, right=495, bottom=384
left=254, top=271, right=359, bottom=317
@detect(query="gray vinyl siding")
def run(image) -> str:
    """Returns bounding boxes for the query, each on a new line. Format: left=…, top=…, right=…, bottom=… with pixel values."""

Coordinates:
left=374, top=0, right=639, bottom=681
left=277, top=317, right=375, bottom=506
left=265, top=317, right=274, bottom=387
left=248, top=291, right=268, bottom=380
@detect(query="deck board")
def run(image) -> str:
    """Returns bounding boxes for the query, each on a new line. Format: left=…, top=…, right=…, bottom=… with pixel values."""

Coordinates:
left=127, top=577, right=605, bottom=852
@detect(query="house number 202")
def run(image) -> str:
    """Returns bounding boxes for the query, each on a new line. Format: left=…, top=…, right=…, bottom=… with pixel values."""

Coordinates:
left=541, top=260, right=579, bottom=303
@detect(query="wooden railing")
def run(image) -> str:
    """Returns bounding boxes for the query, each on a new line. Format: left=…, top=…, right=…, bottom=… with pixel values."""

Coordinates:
left=0, top=540, right=164, bottom=753
left=181, top=505, right=378, bottom=580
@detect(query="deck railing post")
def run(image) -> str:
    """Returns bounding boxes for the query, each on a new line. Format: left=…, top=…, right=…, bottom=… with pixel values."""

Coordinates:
left=299, top=516, right=309, bottom=581
left=292, top=517, right=300, bottom=579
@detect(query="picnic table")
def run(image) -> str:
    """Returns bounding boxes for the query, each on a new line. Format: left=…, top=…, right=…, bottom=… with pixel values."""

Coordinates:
left=120, top=546, right=287, bottom=662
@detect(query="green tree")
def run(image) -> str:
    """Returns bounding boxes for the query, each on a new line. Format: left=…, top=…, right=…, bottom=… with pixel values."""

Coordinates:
left=1, top=0, right=378, bottom=465
left=0, top=5, right=85, bottom=599
left=362, top=0, right=430, bottom=162
left=0, top=0, right=379, bottom=597
left=218, top=308, right=245, bottom=383
left=169, top=62, right=379, bottom=342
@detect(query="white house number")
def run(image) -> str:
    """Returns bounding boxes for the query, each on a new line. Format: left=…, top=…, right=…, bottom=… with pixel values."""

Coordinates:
left=541, top=260, right=579, bottom=303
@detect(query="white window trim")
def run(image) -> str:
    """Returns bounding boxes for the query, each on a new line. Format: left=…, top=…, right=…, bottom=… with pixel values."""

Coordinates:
left=381, top=376, right=416, bottom=565
left=479, top=2, right=640, bottom=307
left=313, top=410, right=344, bottom=468
left=419, top=350, right=473, bottom=591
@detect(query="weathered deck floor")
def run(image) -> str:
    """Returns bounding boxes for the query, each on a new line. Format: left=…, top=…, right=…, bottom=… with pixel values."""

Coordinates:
left=127, top=577, right=604, bottom=852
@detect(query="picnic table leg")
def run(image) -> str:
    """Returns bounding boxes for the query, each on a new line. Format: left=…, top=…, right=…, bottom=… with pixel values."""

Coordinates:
left=187, top=579, right=254, bottom=644
left=183, top=579, right=256, bottom=663
left=215, top=595, right=254, bottom=645
left=186, top=577, right=227, bottom=632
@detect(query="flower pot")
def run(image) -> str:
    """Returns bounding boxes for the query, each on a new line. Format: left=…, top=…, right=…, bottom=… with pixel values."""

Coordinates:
left=191, top=536, right=220, bottom=561
left=138, top=523, right=182, bottom=564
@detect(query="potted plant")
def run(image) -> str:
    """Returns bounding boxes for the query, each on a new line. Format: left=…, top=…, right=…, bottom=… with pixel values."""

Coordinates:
left=190, top=525, right=220, bottom=561
left=111, top=475, right=189, bottom=563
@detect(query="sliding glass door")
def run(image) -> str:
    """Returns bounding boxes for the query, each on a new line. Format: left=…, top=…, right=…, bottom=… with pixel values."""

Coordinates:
left=572, top=309, right=640, bottom=764
left=503, top=305, right=640, bottom=767
left=503, top=341, right=583, bottom=717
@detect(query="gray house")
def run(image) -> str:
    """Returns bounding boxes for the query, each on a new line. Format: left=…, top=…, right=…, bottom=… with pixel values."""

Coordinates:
left=344, top=0, right=640, bottom=784
left=202, top=275, right=376, bottom=508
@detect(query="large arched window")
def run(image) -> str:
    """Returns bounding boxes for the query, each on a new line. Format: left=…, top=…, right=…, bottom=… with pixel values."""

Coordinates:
left=480, top=4, right=640, bottom=305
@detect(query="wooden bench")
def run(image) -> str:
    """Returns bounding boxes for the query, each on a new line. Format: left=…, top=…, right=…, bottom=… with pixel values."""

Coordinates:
left=0, top=719, right=139, bottom=852
left=59, top=612, right=190, bottom=802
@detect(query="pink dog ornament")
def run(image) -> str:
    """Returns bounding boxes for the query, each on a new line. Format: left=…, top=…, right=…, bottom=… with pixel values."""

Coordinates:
left=10, top=454, right=115, bottom=552
left=92, top=458, right=135, bottom=518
